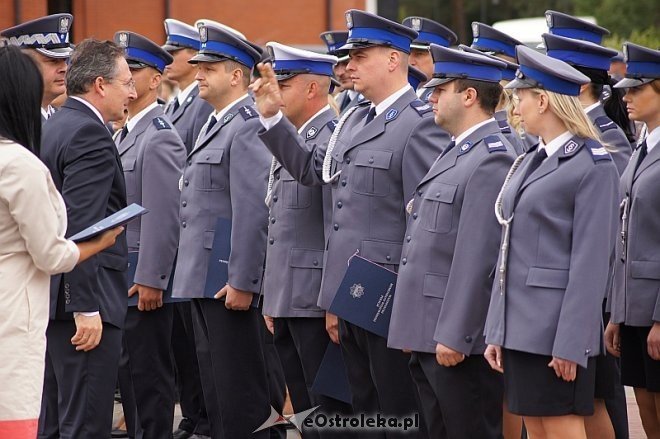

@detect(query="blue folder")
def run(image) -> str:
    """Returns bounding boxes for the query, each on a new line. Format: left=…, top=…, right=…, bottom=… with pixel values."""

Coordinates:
left=69, top=203, right=148, bottom=242
left=126, top=252, right=187, bottom=306
left=328, top=255, right=397, bottom=338
left=311, top=342, right=352, bottom=404
left=203, top=217, right=232, bottom=299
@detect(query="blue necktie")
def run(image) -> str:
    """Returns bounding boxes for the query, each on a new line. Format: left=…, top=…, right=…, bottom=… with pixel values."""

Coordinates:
left=365, top=107, right=376, bottom=125
left=206, top=116, right=218, bottom=134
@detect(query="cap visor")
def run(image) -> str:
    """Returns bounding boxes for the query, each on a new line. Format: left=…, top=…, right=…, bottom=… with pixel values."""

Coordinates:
left=275, top=72, right=298, bottom=82
left=504, top=76, right=537, bottom=90
left=36, top=46, right=73, bottom=59
left=188, top=52, right=224, bottom=64
left=162, top=43, right=185, bottom=52
left=613, top=77, right=653, bottom=89
left=423, top=77, right=454, bottom=88
left=337, top=41, right=378, bottom=51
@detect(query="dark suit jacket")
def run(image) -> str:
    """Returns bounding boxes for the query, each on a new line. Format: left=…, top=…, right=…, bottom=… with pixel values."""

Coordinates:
left=40, top=97, right=128, bottom=328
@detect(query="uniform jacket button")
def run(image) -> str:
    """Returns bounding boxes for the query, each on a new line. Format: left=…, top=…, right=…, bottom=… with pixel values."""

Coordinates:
left=385, top=255, right=391, bottom=261
left=184, top=179, right=189, bottom=187
left=585, top=349, right=591, bottom=355
left=333, top=224, right=339, bottom=231
left=252, top=279, right=259, bottom=284
left=465, top=336, right=473, bottom=343
left=182, top=201, right=187, bottom=207
left=273, top=195, right=278, bottom=202
left=401, top=257, right=407, bottom=265
left=412, top=213, right=418, bottom=219
left=269, top=238, right=275, bottom=244
left=160, top=274, right=167, bottom=280
left=341, top=179, right=347, bottom=186
left=345, top=157, right=351, bottom=164
left=337, top=201, right=343, bottom=208
left=181, top=221, right=187, bottom=228
left=313, top=260, right=319, bottom=266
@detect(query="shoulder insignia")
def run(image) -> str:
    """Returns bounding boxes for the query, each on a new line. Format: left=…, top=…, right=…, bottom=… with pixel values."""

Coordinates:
left=326, top=119, right=338, bottom=132
left=410, top=100, right=433, bottom=116
left=153, top=117, right=171, bottom=130
left=305, top=126, right=319, bottom=140
left=238, top=106, right=258, bottom=120
left=385, top=108, right=399, bottom=122
left=563, top=139, right=581, bottom=155
left=483, top=135, right=508, bottom=153
left=496, top=119, right=512, bottom=134
left=585, top=138, right=612, bottom=162
left=594, top=116, right=617, bottom=133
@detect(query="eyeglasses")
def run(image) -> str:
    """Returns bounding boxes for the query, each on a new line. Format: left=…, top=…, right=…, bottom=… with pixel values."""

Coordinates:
left=107, top=77, right=136, bottom=90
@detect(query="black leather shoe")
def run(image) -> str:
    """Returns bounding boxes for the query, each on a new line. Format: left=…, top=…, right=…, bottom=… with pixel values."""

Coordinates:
left=172, top=429, right=194, bottom=439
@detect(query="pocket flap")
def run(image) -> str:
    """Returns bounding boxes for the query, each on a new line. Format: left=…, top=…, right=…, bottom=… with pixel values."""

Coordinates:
left=360, top=240, right=402, bottom=265
left=195, top=149, right=224, bottom=165
left=98, top=252, right=128, bottom=271
left=630, top=261, right=660, bottom=280
left=289, top=248, right=324, bottom=269
left=122, top=157, right=137, bottom=171
left=354, top=150, right=393, bottom=169
left=422, top=273, right=448, bottom=298
left=526, top=267, right=569, bottom=289
left=422, top=182, right=458, bottom=203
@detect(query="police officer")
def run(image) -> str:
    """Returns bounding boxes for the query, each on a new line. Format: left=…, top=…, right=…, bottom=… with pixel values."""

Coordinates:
left=388, top=45, right=515, bottom=438
left=112, top=31, right=185, bottom=439
left=254, top=9, right=450, bottom=438
left=470, top=22, right=532, bottom=152
left=407, top=65, right=428, bottom=91
left=259, top=41, right=353, bottom=438
left=544, top=10, right=610, bottom=44
left=402, top=16, right=457, bottom=102
left=484, top=45, right=619, bottom=439
left=607, top=43, right=660, bottom=439
left=459, top=43, right=525, bottom=155
left=161, top=19, right=213, bottom=439
left=320, top=31, right=362, bottom=114
left=170, top=23, right=271, bottom=438
left=1, top=13, right=73, bottom=122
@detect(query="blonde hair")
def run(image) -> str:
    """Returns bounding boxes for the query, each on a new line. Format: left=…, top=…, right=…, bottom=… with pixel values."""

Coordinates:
left=530, top=87, right=603, bottom=142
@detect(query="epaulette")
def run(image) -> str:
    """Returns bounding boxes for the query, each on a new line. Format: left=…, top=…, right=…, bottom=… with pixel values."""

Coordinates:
left=238, top=106, right=258, bottom=120
left=410, top=100, right=433, bottom=116
left=152, top=117, right=171, bottom=130
left=496, top=118, right=511, bottom=134
left=483, top=135, right=508, bottom=153
left=594, top=116, right=617, bottom=133
left=584, top=138, right=612, bottom=163
left=326, top=119, right=338, bottom=132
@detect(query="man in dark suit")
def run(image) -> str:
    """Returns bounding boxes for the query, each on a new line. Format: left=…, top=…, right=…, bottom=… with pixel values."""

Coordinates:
left=38, top=39, right=136, bottom=439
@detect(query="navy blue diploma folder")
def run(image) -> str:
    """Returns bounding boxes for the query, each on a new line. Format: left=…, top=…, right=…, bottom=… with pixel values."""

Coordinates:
left=328, top=255, right=397, bottom=338
left=203, top=217, right=232, bottom=299
left=126, top=252, right=186, bottom=306
left=311, top=342, right=352, bottom=404
left=69, top=203, right=148, bottom=242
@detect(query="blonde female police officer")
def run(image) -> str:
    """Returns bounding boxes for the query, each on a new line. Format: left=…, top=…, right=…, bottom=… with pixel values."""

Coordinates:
left=484, top=45, right=620, bottom=439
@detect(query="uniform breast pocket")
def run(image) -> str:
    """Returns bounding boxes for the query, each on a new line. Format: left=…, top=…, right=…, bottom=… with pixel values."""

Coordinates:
left=282, top=175, right=312, bottom=209
left=419, top=182, right=457, bottom=234
left=289, top=248, right=324, bottom=310
left=351, top=150, right=393, bottom=197
left=193, top=149, right=226, bottom=191
left=122, top=157, right=137, bottom=198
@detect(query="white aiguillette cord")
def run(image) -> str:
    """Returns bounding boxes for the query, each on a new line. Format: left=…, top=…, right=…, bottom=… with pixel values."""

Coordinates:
left=494, top=152, right=527, bottom=295
left=322, top=105, right=360, bottom=183
left=264, top=156, right=278, bottom=206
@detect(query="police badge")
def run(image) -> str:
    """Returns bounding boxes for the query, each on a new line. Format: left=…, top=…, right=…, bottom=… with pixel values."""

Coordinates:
left=349, top=283, right=365, bottom=299
left=118, top=32, right=129, bottom=47
left=564, top=140, right=579, bottom=154
left=411, top=17, right=422, bottom=31
left=324, top=33, right=334, bottom=45
left=200, top=26, right=208, bottom=43
left=545, top=13, right=553, bottom=28
left=345, top=12, right=353, bottom=29
left=472, top=22, right=479, bottom=38
left=59, top=16, right=70, bottom=34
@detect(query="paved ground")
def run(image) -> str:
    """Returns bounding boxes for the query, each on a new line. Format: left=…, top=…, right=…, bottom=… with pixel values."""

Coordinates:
left=112, top=387, right=647, bottom=438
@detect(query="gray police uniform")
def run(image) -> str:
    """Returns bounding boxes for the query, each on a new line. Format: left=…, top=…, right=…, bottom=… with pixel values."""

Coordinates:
left=494, top=110, right=525, bottom=155
left=116, top=105, right=185, bottom=438
left=166, top=85, right=214, bottom=154
left=587, top=104, right=632, bottom=175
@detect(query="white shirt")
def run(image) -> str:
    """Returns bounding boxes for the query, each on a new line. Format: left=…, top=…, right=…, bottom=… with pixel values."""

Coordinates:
left=584, top=102, right=601, bottom=115
left=126, top=101, right=160, bottom=133
left=454, top=118, right=496, bottom=147
left=41, top=105, right=54, bottom=120
left=177, top=81, right=199, bottom=106
left=369, top=84, right=412, bottom=117
left=70, top=96, right=105, bottom=124
left=646, top=126, right=660, bottom=154
left=539, top=131, right=573, bottom=158
left=213, top=93, right=249, bottom=123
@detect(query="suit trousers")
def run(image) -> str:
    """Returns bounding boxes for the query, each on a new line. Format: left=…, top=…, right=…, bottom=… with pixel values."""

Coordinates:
left=338, top=319, right=424, bottom=439
left=409, top=352, right=503, bottom=439
left=191, top=299, right=270, bottom=438
left=172, top=301, right=210, bottom=435
left=38, top=320, right=122, bottom=439
left=260, top=315, right=287, bottom=439
left=119, top=304, right=175, bottom=438
left=273, top=317, right=353, bottom=438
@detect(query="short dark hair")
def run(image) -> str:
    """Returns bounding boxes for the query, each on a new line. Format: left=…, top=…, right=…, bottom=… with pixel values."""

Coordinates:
left=0, top=45, right=43, bottom=155
left=223, top=59, right=251, bottom=88
left=454, top=79, right=502, bottom=115
left=66, top=39, right=125, bottom=96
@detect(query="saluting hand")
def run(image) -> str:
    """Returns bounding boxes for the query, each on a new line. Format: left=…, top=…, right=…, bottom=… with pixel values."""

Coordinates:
left=128, top=284, right=163, bottom=312
left=250, top=62, right=284, bottom=118
left=215, top=284, right=253, bottom=311
left=548, top=357, right=577, bottom=382
left=648, top=322, right=660, bottom=361
left=435, top=343, right=465, bottom=367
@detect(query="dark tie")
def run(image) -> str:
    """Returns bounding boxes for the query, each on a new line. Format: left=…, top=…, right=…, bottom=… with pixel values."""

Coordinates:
left=119, top=125, right=129, bottom=142
left=170, top=99, right=180, bottom=114
left=520, top=147, right=548, bottom=184
left=439, top=140, right=456, bottom=159
left=365, top=107, right=376, bottom=125
left=633, top=140, right=648, bottom=175
left=206, top=116, right=218, bottom=134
